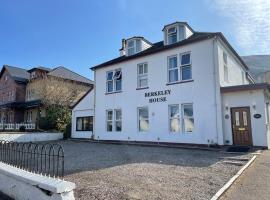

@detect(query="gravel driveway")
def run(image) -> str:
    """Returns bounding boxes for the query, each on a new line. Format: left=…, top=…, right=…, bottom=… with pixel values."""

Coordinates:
left=61, top=141, right=252, bottom=200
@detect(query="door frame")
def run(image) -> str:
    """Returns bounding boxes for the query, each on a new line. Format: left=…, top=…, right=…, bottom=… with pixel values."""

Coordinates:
left=230, top=106, right=253, bottom=146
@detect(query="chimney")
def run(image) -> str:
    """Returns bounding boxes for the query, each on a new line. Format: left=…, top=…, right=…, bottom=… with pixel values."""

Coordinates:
left=119, top=39, right=126, bottom=56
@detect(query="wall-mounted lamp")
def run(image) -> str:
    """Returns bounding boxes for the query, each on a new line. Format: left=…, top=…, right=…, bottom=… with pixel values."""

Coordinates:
left=252, top=102, right=256, bottom=110
left=225, top=104, right=229, bottom=111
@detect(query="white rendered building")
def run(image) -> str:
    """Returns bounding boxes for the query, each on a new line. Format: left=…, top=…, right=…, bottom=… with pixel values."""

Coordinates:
left=73, top=22, right=270, bottom=148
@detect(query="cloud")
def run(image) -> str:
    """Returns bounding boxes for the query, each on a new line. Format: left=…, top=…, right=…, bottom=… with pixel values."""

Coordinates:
left=206, top=0, right=270, bottom=54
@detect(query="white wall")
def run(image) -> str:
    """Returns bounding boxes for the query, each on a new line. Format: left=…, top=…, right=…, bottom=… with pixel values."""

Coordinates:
left=217, top=39, right=249, bottom=86
left=222, top=89, right=269, bottom=147
left=0, top=133, right=63, bottom=142
left=72, top=90, right=94, bottom=139
left=94, top=39, right=223, bottom=145
left=0, top=162, right=75, bottom=200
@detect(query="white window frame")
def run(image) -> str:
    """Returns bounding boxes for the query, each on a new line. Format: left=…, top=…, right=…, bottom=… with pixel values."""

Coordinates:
left=168, top=104, right=180, bottom=133
left=167, top=55, right=179, bottom=83
left=106, top=69, right=122, bottom=93
left=127, top=40, right=135, bottom=56
left=106, top=109, right=113, bottom=132
left=167, top=26, right=177, bottom=45
left=180, top=52, right=192, bottom=81
left=137, top=62, right=148, bottom=88
left=223, top=52, right=229, bottom=82
left=115, top=109, right=122, bottom=132
left=182, top=103, right=194, bottom=133
left=138, top=107, right=149, bottom=132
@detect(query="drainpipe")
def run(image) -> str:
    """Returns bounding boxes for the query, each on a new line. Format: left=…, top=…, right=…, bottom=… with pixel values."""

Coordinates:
left=212, top=36, right=220, bottom=145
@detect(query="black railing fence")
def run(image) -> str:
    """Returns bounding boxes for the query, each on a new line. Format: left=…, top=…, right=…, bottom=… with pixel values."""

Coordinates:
left=0, top=141, right=64, bottom=178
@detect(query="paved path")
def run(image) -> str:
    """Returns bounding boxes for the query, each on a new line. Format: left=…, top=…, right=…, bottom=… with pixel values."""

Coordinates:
left=221, top=150, right=270, bottom=200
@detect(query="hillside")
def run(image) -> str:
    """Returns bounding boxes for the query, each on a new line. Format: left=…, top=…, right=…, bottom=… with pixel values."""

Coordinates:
left=242, top=55, right=270, bottom=78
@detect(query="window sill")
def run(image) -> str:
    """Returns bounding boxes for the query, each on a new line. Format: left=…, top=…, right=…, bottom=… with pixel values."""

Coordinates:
left=136, top=87, right=149, bottom=90
left=105, top=91, right=123, bottom=95
left=166, top=79, right=194, bottom=86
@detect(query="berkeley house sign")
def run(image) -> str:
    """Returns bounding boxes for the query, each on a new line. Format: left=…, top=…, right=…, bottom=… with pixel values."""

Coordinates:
left=145, top=90, right=171, bottom=103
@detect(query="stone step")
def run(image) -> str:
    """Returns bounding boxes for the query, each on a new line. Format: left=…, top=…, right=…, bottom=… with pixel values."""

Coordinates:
left=222, top=160, right=245, bottom=166
left=220, top=157, right=249, bottom=162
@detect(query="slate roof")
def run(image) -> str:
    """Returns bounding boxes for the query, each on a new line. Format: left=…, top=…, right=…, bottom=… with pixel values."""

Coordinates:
left=91, top=32, right=250, bottom=71
left=0, top=65, right=93, bottom=85
left=48, top=66, right=94, bottom=85
left=1, top=65, right=30, bottom=83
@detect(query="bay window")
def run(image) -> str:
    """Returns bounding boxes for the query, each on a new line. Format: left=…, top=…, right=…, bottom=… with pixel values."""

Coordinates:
left=137, top=63, right=148, bottom=88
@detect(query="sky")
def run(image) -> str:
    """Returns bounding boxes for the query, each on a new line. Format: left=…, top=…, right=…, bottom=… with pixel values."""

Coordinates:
left=0, top=0, right=269, bottom=80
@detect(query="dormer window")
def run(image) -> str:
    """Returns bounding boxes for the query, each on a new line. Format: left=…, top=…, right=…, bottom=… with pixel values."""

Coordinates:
left=31, top=71, right=36, bottom=79
left=167, top=27, right=177, bottom=45
left=127, top=40, right=135, bottom=56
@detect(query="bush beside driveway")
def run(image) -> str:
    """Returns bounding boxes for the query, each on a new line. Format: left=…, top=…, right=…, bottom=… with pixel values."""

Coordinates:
left=61, top=141, right=252, bottom=200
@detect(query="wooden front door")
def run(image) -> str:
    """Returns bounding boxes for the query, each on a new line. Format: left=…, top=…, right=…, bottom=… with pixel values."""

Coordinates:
left=231, top=107, right=253, bottom=146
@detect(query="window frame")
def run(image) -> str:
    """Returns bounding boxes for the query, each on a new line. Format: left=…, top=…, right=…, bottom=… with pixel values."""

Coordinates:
left=127, top=40, right=135, bottom=56
left=106, top=69, right=122, bottom=93
left=167, top=26, right=177, bottom=45
left=168, top=104, right=180, bottom=133
left=180, top=52, right=192, bottom=81
left=167, top=55, right=179, bottom=83
left=138, top=107, right=149, bottom=132
left=114, top=109, right=122, bottom=132
left=182, top=103, right=194, bottom=133
left=106, top=109, right=122, bottom=132
left=137, top=62, right=148, bottom=88
left=223, top=52, right=229, bottom=82
left=76, top=116, right=93, bottom=132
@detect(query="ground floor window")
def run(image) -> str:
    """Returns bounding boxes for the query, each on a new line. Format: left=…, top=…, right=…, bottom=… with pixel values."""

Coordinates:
left=138, top=107, right=149, bottom=132
left=169, top=105, right=180, bottom=132
left=182, top=104, right=194, bottom=132
left=106, top=109, right=122, bottom=132
left=76, top=116, right=93, bottom=131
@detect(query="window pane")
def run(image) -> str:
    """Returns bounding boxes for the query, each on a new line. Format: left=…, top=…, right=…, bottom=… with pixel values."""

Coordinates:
left=169, top=69, right=178, bottom=82
left=115, top=121, right=122, bottom=132
left=128, top=48, right=134, bottom=55
left=184, top=118, right=194, bottom=132
left=115, top=80, right=122, bottom=91
left=139, top=119, right=149, bottom=132
left=181, top=66, right=191, bottom=80
left=138, top=64, right=144, bottom=74
left=139, top=108, right=148, bottom=119
left=169, top=57, right=177, bottom=69
left=235, top=112, right=240, bottom=126
left=224, top=65, right=229, bottom=82
left=115, top=110, right=122, bottom=120
left=136, top=39, right=141, bottom=52
left=107, top=72, right=113, bottom=80
left=183, top=104, right=193, bottom=117
left=223, top=52, right=227, bottom=64
left=181, top=54, right=191, bottom=65
left=168, top=34, right=177, bottom=44
left=144, top=64, right=148, bottom=73
left=170, top=119, right=180, bottom=132
left=170, top=105, right=179, bottom=118
left=139, top=78, right=148, bottom=88
left=107, top=122, right=113, bottom=132
left=168, top=27, right=176, bottom=33
left=107, top=111, right=113, bottom=120
left=243, top=111, right=248, bottom=126
left=107, top=81, right=113, bottom=92
left=76, top=118, right=83, bottom=131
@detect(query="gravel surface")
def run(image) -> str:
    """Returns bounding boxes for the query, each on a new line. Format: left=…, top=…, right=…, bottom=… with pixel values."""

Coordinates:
left=61, top=141, right=252, bottom=200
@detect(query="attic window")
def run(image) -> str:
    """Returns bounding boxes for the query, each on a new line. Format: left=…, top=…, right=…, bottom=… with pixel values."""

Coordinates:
left=4, top=76, right=8, bottom=82
left=167, top=27, right=177, bottom=44
left=126, top=39, right=142, bottom=56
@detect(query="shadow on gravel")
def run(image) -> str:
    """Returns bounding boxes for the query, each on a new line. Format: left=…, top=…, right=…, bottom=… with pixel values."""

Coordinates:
left=60, top=141, right=249, bottom=175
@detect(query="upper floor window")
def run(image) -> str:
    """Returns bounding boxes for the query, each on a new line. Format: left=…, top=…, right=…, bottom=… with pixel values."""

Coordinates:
left=4, top=76, right=8, bottom=83
left=167, top=27, right=177, bottom=45
left=168, top=52, right=192, bottom=83
left=223, top=52, right=229, bottom=82
left=126, top=39, right=142, bottom=56
left=106, top=69, right=122, bottom=93
left=31, top=72, right=36, bottom=79
left=180, top=53, right=192, bottom=81
left=137, top=63, right=148, bottom=88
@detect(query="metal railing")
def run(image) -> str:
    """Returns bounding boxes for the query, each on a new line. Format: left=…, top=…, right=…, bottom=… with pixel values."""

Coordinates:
left=0, top=141, right=64, bottom=178
left=0, top=123, right=36, bottom=131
